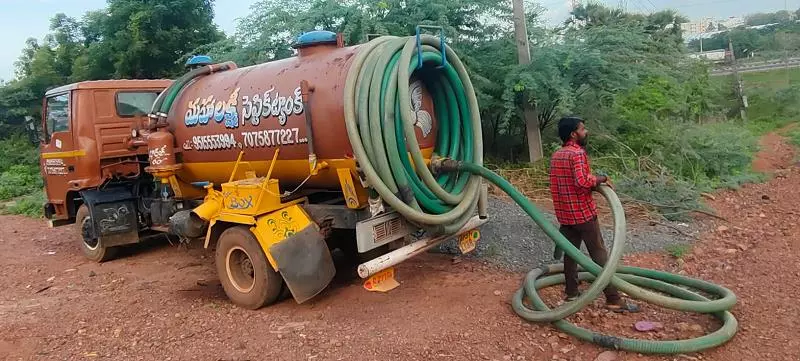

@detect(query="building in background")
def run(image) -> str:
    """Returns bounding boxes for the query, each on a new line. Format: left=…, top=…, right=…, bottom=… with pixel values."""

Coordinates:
left=681, top=16, right=745, bottom=38
left=720, top=16, right=745, bottom=29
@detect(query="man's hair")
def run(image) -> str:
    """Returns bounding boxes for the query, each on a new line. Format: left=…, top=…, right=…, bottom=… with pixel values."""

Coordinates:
left=557, top=116, right=584, bottom=144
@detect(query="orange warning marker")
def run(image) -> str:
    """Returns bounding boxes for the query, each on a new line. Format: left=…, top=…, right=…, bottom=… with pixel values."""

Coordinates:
left=363, top=267, right=400, bottom=292
left=458, top=228, right=480, bottom=254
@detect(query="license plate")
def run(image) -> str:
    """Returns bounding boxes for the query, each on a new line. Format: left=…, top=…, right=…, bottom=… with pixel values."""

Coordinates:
left=363, top=267, right=400, bottom=293
left=458, top=228, right=480, bottom=254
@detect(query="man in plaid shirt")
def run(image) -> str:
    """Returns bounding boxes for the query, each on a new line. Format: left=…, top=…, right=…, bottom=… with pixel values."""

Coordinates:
left=549, top=117, right=639, bottom=312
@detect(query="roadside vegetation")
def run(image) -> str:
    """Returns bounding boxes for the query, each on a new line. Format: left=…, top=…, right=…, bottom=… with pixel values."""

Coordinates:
left=0, top=135, right=44, bottom=216
left=0, top=1, right=798, bottom=219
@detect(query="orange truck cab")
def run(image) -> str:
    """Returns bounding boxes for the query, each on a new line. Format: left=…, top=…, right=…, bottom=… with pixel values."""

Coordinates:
left=39, top=80, right=172, bottom=261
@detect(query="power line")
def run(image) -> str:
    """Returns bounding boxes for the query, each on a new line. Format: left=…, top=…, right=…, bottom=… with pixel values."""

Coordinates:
left=644, top=0, right=657, bottom=12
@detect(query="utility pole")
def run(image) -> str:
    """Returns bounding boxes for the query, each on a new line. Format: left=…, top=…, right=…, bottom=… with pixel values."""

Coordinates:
left=729, top=38, right=748, bottom=121
left=512, top=0, right=543, bottom=163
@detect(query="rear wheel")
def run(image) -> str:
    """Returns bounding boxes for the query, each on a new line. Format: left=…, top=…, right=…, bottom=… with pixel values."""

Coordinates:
left=215, top=226, right=283, bottom=309
left=76, top=205, right=118, bottom=262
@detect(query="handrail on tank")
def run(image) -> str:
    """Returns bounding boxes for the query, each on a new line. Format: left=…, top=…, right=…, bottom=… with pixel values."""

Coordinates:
left=228, top=151, right=246, bottom=183
left=254, top=149, right=281, bottom=208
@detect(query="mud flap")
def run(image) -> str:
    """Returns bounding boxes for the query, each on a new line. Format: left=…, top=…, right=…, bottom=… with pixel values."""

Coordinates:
left=269, top=225, right=336, bottom=304
left=80, top=188, right=139, bottom=247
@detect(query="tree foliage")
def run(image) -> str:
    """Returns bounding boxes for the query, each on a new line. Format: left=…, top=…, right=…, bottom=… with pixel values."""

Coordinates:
left=0, top=0, right=222, bottom=132
left=0, top=0, right=777, bottom=218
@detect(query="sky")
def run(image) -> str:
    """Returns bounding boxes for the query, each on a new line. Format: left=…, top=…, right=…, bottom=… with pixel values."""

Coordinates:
left=0, top=0, right=798, bottom=82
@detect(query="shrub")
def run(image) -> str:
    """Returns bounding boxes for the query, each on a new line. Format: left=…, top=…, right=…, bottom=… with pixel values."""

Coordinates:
left=0, top=164, right=43, bottom=201
left=4, top=190, right=45, bottom=218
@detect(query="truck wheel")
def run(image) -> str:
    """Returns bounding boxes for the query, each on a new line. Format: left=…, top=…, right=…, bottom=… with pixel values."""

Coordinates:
left=76, top=205, right=118, bottom=262
left=215, top=226, right=283, bottom=309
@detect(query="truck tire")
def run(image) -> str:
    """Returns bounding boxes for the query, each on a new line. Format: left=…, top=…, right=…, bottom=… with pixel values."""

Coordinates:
left=215, top=226, right=283, bottom=309
left=76, top=205, right=119, bottom=262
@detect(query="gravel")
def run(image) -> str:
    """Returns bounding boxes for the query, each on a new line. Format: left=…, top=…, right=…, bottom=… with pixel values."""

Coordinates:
left=434, top=195, right=699, bottom=273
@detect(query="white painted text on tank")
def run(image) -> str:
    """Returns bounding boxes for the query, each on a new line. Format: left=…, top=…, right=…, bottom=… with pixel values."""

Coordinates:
left=241, top=128, right=307, bottom=148
left=191, top=133, right=240, bottom=151
left=241, top=86, right=304, bottom=127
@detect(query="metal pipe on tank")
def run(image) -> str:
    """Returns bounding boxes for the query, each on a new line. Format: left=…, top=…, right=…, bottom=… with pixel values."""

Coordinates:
left=300, top=80, right=318, bottom=175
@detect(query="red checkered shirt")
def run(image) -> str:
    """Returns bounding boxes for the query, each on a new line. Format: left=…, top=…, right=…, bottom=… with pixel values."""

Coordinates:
left=549, top=140, right=599, bottom=226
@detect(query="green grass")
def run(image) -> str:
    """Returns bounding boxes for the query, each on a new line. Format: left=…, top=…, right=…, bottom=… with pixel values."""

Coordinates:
left=787, top=127, right=800, bottom=147
left=0, top=136, right=45, bottom=218
left=665, top=244, right=691, bottom=259
left=1, top=190, right=45, bottom=218
left=714, top=67, right=800, bottom=134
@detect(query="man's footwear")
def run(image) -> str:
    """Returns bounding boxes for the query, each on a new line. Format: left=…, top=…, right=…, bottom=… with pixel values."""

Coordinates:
left=606, top=300, right=641, bottom=313
left=565, top=292, right=582, bottom=302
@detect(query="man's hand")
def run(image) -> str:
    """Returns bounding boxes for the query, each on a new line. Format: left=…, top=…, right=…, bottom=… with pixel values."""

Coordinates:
left=595, top=174, right=615, bottom=190
left=605, top=177, right=615, bottom=190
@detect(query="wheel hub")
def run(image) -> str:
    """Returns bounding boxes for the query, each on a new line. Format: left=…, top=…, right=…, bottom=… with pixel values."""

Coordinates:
left=81, top=217, right=100, bottom=250
left=226, top=246, right=256, bottom=293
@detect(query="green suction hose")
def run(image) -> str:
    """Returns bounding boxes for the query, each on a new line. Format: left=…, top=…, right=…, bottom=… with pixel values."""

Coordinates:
left=343, top=34, right=738, bottom=354
left=458, top=162, right=738, bottom=354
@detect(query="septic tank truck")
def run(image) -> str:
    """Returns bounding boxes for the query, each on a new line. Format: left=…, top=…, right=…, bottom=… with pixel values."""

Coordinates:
left=36, top=29, right=488, bottom=309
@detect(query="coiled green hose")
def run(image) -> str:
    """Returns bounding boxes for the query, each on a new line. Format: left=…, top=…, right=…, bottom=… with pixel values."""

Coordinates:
left=343, top=35, right=738, bottom=354
left=343, top=34, right=484, bottom=235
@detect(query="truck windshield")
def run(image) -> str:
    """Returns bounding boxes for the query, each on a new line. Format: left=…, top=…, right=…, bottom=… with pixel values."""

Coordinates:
left=117, top=92, right=159, bottom=117
left=45, top=93, right=70, bottom=138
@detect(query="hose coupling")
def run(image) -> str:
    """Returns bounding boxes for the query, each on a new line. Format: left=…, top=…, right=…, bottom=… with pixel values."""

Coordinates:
left=429, top=156, right=462, bottom=175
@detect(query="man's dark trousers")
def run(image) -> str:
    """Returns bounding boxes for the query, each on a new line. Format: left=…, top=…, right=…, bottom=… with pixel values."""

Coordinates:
left=559, top=216, right=621, bottom=303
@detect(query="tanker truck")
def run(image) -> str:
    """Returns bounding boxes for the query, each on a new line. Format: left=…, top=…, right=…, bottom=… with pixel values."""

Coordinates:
left=37, top=29, right=488, bottom=309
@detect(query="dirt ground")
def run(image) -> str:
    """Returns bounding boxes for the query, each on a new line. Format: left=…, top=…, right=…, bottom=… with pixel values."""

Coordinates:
left=1, top=128, right=798, bottom=361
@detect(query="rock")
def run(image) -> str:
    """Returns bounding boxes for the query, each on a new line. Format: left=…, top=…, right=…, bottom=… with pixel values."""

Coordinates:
left=634, top=321, right=664, bottom=332
left=689, top=324, right=704, bottom=332
left=89, top=271, right=96, bottom=277
left=759, top=213, right=766, bottom=218
left=724, top=249, right=738, bottom=254
left=196, top=279, right=208, bottom=286
left=762, top=195, right=770, bottom=200
left=503, top=356, right=511, bottom=361
left=560, top=345, right=576, bottom=354
left=716, top=225, right=729, bottom=232
left=676, top=322, right=691, bottom=332
left=493, top=290, right=502, bottom=296
left=593, top=351, right=617, bottom=361
left=737, top=244, right=748, bottom=251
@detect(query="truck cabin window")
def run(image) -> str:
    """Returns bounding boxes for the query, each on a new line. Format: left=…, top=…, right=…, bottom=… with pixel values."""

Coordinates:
left=117, top=92, right=159, bottom=117
left=45, top=93, right=70, bottom=140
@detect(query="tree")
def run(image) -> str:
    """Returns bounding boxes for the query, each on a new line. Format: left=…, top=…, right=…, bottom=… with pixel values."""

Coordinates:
left=746, top=10, right=793, bottom=26
left=0, top=0, right=227, bottom=134
left=101, top=0, right=224, bottom=78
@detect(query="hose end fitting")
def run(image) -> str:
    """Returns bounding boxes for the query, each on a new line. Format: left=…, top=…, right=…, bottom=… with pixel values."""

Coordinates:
left=429, top=156, right=462, bottom=175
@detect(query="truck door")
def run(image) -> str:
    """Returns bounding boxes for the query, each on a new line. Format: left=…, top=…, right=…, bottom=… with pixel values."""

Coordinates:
left=40, top=91, right=78, bottom=219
